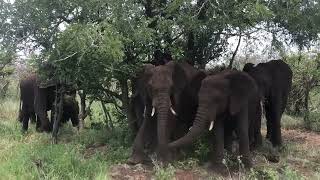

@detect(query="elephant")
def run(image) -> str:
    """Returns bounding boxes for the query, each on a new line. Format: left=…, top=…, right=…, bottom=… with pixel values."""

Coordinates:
left=128, top=61, right=207, bottom=164
left=168, top=70, right=261, bottom=170
left=54, top=93, right=80, bottom=127
left=128, top=50, right=173, bottom=136
left=18, top=74, right=79, bottom=132
left=243, top=59, right=293, bottom=147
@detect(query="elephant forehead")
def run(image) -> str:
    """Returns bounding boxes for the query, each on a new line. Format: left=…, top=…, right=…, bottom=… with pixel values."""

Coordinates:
left=153, top=65, right=172, bottom=74
left=36, top=77, right=57, bottom=88
left=149, top=69, right=173, bottom=85
left=202, top=76, right=228, bottom=87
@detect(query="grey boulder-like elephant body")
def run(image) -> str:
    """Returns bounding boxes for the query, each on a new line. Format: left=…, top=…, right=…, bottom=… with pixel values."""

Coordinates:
left=243, top=59, right=293, bottom=147
left=19, top=74, right=79, bottom=132
left=169, top=70, right=260, bottom=170
left=128, top=61, right=206, bottom=164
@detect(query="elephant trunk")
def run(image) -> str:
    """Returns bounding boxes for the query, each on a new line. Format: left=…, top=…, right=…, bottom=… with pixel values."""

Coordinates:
left=168, top=104, right=211, bottom=148
left=156, top=93, right=171, bottom=147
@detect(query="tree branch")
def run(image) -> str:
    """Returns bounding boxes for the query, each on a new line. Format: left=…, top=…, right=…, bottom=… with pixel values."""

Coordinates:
left=228, top=33, right=242, bottom=69
left=101, top=87, right=121, bottom=100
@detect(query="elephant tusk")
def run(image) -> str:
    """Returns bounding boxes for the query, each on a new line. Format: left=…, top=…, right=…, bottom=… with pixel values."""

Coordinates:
left=209, top=121, right=214, bottom=131
left=170, top=107, right=177, bottom=116
left=143, top=106, right=146, bottom=118
left=189, top=126, right=192, bottom=131
left=151, top=107, right=155, bottom=117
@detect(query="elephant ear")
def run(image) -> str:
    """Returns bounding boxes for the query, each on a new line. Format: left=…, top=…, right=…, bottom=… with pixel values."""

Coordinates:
left=187, top=71, right=207, bottom=96
left=172, top=62, right=188, bottom=92
left=229, top=94, right=248, bottom=115
left=135, top=64, right=154, bottom=98
left=229, top=73, right=251, bottom=115
left=143, top=64, right=154, bottom=75
left=135, top=64, right=154, bottom=83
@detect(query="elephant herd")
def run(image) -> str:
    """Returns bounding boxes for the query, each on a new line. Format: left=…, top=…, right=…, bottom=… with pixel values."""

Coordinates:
left=17, top=58, right=292, bottom=172
left=128, top=59, right=292, bottom=171
left=18, top=74, right=79, bottom=133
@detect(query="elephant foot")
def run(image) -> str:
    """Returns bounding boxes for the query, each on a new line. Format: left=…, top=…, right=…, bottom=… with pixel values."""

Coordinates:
left=250, top=141, right=262, bottom=151
left=21, top=128, right=28, bottom=134
left=204, top=161, right=229, bottom=176
left=127, top=153, right=150, bottom=165
left=251, top=135, right=263, bottom=150
left=38, top=126, right=51, bottom=133
left=156, top=148, right=174, bottom=164
left=265, top=154, right=280, bottom=163
left=239, top=156, right=253, bottom=169
left=265, top=146, right=280, bottom=163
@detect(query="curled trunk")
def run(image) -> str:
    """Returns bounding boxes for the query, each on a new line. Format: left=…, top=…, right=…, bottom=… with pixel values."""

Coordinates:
left=169, top=104, right=210, bottom=148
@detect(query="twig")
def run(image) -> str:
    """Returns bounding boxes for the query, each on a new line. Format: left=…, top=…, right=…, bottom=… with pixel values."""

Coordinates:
left=228, top=33, right=242, bottom=69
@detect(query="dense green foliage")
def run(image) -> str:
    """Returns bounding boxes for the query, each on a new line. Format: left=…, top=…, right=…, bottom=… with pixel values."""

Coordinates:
left=1, top=1, right=320, bottom=178
left=0, top=47, right=14, bottom=98
left=1, top=1, right=320, bottom=121
left=0, top=88, right=320, bottom=179
left=285, top=53, right=320, bottom=130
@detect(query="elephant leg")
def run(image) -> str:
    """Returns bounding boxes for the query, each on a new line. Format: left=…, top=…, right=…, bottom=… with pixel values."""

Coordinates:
left=224, top=121, right=233, bottom=153
left=30, top=113, right=36, bottom=124
left=265, top=102, right=272, bottom=141
left=70, top=115, right=79, bottom=127
left=270, top=95, right=282, bottom=147
left=21, top=111, right=30, bottom=132
left=145, top=116, right=157, bottom=153
left=281, top=90, right=290, bottom=114
left=128, top=116, right=153, bottom=164
left=36, top=115, right=41, bottom=131
left=208, top=118, right=225, bottom=171
left=250, top=101, right=262, bottom=150
left=37, top=111, right=51, bottom=132
left=236, top=108, right=252, bottom=168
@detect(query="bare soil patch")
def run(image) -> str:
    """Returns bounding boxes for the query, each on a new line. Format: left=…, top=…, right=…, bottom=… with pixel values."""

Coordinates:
left=83, top=142, right=108, bottom=159
left=108, top=128, right=320, bottom=179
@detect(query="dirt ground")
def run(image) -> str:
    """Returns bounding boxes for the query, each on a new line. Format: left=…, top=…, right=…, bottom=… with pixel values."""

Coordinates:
left=108, top=129, right=320, bottom=180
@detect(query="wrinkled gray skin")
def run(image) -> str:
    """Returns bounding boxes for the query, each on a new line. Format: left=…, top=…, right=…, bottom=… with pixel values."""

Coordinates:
left=128, top=61, right=206, bottom=164
left=168, top=70, right=260, bottom=171
left=19, top=74, right=79, bottom=132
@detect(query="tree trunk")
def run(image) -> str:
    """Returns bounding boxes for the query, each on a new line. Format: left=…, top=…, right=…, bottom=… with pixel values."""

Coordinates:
left=79, top=90, right=86, bottom=130
left=120, top=78, right=129, bottom=117
left=52, top=86, right=64, bottom=144
left=228, top=34, right=242, bottom=69
left=303, top=83, right=310, bottom=129
left=101, top=101, right=113, bottom=130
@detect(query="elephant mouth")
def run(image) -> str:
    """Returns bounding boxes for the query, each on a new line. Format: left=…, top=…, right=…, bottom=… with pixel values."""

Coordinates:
left=149, top=105, right=177, bottom=117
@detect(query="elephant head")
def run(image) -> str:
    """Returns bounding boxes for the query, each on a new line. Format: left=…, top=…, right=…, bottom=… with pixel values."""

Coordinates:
left=144, top=62, right=184, bottom=140
left=168, top=70, right=257, bottom=148
left=140, top=61, right=204, bottom=159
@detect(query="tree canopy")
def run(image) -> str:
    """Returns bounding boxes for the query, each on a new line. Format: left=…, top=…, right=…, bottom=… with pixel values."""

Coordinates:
left=1, top=0, right=320, bottom=119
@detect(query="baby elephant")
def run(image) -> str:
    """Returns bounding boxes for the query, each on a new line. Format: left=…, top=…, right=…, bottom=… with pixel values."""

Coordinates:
left=169, top=70, right=260, bottom=171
